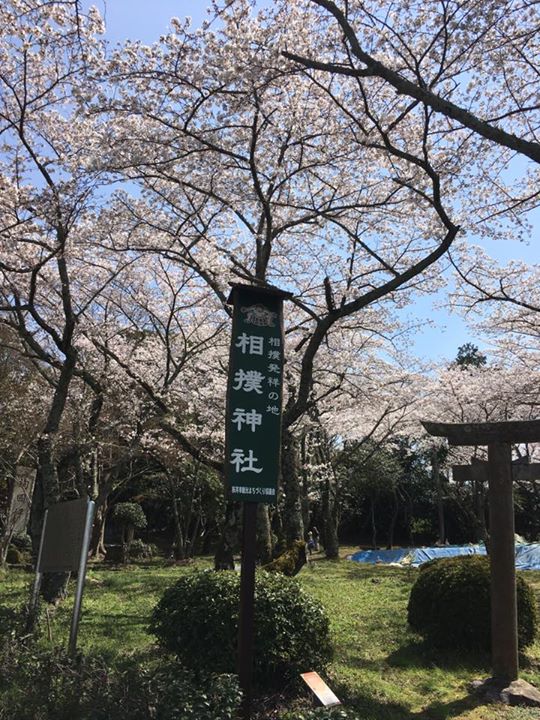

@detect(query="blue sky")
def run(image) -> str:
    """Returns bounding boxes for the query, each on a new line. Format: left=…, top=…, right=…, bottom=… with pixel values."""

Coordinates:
left=86, top=1, right=209, bottom=42
left=84, top=0, right=538, bottom=365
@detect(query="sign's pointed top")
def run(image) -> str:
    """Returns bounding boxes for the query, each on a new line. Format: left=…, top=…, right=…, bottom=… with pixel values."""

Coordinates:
left=227, top=282, right=293, bottom=305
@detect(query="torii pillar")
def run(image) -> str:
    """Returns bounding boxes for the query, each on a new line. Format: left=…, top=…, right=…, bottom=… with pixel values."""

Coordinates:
left=423, top=419, right=540, bottom=695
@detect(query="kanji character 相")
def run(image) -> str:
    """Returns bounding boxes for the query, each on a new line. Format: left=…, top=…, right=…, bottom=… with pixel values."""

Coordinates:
left=235, top=333, right=264, bottom=355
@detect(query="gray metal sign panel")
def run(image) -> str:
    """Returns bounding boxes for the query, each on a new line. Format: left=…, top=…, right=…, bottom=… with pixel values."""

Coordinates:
left=38, top=499, right=91, bottom=572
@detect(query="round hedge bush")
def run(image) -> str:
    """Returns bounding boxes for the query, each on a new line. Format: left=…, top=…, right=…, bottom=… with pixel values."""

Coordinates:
left=111, top=502, right=147, bottom=529
left=407, top=555, right=537, bottom=650
left=150, top=569, right=332, bottom=689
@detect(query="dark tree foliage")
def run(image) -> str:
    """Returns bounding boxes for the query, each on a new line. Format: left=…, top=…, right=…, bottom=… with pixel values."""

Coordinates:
left=455, top=343, right=487, bottom=369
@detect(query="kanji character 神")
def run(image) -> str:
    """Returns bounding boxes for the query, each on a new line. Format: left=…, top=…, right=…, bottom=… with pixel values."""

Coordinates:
left=231, top=408, right=262, bottom=432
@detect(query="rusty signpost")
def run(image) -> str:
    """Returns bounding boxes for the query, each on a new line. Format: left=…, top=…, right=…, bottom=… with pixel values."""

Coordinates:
left=225, top=284, right=291, bottom=719
left=423, top=419, right=540, bottom=700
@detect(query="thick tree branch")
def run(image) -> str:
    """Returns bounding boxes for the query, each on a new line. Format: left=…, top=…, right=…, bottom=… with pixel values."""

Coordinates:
left=283, top=0, right=540, bottom=165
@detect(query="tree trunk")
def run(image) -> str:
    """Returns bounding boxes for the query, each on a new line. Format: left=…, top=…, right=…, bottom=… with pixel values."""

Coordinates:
left=370, top=496, right=377, bottom=549
left=473, top=477, right=488, bottom=542
left=89, top=473, right=114, bottom=558
left=0, top=470, right=16, bottom=567
left=322, top=470, right=339, bottom=559
left=300, top=435, right=310, bottom=532
left=256, top=504, right=273, bottom=564
left=121, top=524, right=135, bottom=564
left=432, top=448, right=446, bottom=544
left=214, top=500, right=239, bottom=570
left=188, top=515, right=201, bottom=558
left=171, top=492, right=185, bottom=560
left=386, top=488, right=399, bottom=549
left=281, top=429, right=304, bottom=544
left=89, top=497, right=108, bottom=559
left=29, top=350, right=78, bottom=612
left=271, top=504, right=285, bottom=556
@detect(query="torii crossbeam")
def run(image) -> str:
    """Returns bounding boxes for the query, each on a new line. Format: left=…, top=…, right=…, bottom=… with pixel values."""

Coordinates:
left=423, top=419, right=540, bottom=688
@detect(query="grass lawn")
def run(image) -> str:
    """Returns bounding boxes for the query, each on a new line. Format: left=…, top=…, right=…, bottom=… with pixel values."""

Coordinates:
left=1, top=550, right=540, bottom=720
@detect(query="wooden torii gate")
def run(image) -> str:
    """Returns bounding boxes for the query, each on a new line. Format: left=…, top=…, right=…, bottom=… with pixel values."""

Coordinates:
left=423, top=419, right=540, bottom=704
left=452, top=458, right=540, bottom=541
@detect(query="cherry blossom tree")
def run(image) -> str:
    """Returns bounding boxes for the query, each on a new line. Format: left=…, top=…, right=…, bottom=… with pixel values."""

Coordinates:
left=286, top=1, right=540, bottom=178
left=284, top=0, right=540, bottom=363
left=90, top=0, right=464, bottom=560
left=450, top=249, right=540, bottom=368
left=7, top=0, right=536, bottom=570
left=0, top=1, right=153, bottom=602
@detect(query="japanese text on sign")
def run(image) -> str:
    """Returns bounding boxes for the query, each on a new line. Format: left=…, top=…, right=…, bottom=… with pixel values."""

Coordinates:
left=225, top=287, right=286, bottom=503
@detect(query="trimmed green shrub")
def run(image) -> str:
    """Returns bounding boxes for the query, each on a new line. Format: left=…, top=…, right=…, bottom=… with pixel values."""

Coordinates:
left=111, top=502, right=148, bottom=563
left=280, top=709, right=355, bottom=720
left=128, top=539, right=156, bottom=560
left=150, top=663, right=240, bottom=720
left=0, top=641, right=241, bottom=720
left=407, top=555, right=537, bottom=650
left=150, top=569, right=332, bottom=689
left=111, top=502, right=147, bottom=530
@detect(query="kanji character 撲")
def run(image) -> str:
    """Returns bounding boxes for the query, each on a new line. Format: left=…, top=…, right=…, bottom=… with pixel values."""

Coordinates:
left=233, top=369, right=265, bottom=394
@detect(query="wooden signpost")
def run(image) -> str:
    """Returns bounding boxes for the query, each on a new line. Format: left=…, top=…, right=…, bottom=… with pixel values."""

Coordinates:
left=225, top=283, right=291, bottom=720
left=423, top=419, right=540, bottom=703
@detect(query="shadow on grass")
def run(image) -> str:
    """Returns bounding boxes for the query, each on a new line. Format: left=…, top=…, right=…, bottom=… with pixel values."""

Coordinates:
left=334, top=676, right=489, bottom=720
left=411, top=693, right=491, bottom=720
left=344, top=561, right=418, bottom=585
left=387, top=640, right=491, bottom=673
left=81, top=612, right=149, bottom=628
left=0, top=603, right=26, bottom=637
left=91, top=575, right=175, bottom=597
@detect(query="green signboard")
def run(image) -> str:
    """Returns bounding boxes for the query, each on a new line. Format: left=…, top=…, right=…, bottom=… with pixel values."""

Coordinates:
left=225, top=285, right=288, bottom=503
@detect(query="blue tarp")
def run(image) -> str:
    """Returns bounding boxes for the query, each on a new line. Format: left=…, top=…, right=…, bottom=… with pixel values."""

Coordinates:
left=348, top=548, right=410, bottom=565
left=408, top=545, right=486, bottom=566
left=349, top=543, right=540, bottom=570
left=515, top=543, right=540, bottom=570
